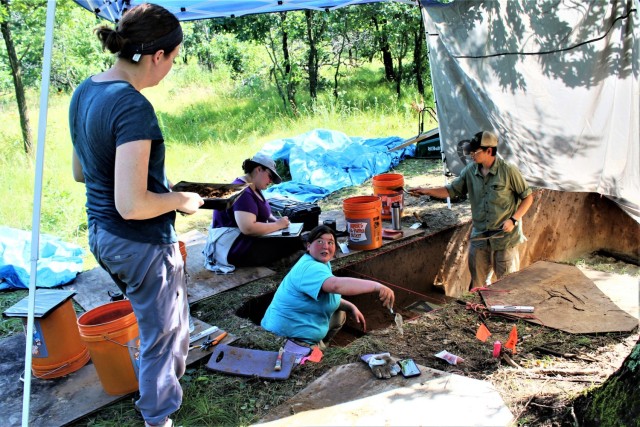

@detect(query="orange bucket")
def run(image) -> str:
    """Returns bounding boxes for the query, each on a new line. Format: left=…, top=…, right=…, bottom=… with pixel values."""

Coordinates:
left=28, top=298, right=90, bottom=379
left=372, top=173, right=404, bottom=219
left=343, top=196, right=383, bottom=250
left=77, top=300, right=140, bottom=395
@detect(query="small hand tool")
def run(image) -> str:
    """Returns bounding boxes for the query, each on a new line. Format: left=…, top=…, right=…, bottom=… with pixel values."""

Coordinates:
left=470, top=229, right=505, bottom=241
left=274, top=347, right=284, bottom=371
left=200, top=331, right=228, bottom=351
left=412, top=212, right=428, bottom=228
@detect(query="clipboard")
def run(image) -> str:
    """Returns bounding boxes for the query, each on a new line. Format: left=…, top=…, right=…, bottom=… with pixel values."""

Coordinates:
left=261, top=223, right=304, bottom=238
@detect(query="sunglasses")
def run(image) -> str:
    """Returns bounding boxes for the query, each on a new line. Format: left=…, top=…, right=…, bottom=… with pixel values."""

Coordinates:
left=262, top=167, right=274, bottom=180
left=468, top=147, right=486, bottom=155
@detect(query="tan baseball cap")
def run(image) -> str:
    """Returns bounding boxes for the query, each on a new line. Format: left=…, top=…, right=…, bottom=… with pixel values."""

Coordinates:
left=464, top=131, right=498, bottom=153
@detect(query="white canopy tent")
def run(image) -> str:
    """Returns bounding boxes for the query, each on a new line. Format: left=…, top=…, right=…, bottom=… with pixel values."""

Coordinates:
left=23, top=0, right=638, bottom=424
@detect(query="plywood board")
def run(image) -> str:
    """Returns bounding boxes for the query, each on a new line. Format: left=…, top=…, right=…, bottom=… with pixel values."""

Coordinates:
left=63, top=230, right=275, bottom=311
left=0, top=318, right=227, bottom=427
left=480, top=261, right=638, bottom=334
left=255, top=362, right=513, bottom=426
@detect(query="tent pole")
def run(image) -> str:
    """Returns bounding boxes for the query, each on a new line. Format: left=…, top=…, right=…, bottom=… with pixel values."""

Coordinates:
left=420, top=4, right=451, bottom=209
left=22, top=0, right=57, bottom=425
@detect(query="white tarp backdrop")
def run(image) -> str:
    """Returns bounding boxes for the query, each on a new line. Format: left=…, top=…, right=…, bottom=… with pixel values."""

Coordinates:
left=421, top=0, right=639, bottom=220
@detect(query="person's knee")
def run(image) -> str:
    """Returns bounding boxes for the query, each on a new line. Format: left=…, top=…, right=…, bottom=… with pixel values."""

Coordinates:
left=329, top=310, right=346, bottom=330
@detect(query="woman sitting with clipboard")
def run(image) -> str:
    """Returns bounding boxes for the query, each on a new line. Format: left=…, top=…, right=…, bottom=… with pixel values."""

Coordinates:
left=204, top=153, right=303, bottom=273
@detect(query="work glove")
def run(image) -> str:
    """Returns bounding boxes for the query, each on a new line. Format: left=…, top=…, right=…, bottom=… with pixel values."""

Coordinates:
left=361, top=352, right=401, bottom=379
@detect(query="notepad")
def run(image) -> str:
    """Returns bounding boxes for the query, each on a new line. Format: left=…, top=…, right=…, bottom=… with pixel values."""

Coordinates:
left=261, top=222, right=304, bottom=238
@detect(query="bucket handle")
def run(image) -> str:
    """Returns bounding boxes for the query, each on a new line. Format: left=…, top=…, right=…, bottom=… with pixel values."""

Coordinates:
left=102, top=335, right=139, bottom=351
left=26, top=362, right=71, bottom=380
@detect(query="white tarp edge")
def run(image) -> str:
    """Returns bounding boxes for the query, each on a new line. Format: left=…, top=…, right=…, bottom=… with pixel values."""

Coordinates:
left=422, top=0, right=639, bottom=221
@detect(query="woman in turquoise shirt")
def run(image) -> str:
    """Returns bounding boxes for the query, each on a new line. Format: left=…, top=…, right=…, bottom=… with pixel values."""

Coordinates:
left=261, top=225, right=394, bottom=347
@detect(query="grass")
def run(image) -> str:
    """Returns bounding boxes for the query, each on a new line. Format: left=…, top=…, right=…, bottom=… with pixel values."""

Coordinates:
left=0, top=60, right=436, bottom=426
left=0, top=59, right=431, bottom=266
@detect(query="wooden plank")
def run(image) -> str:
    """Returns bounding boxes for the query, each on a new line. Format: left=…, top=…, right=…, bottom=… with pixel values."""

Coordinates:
left=0, top=318, right=228, bottom=427
left=182, top=231, right=276, bottom=303
left=63, top=230, right=275, bottom=311
left=388, top=127, right=439, bottom=152
left=258, top=362, right=512, bottom=426
left=479, top=261, right=638, bottom=334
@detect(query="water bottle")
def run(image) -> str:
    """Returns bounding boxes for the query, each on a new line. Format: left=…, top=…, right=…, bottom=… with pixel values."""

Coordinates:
left=391, top=202, right=401, bottom=230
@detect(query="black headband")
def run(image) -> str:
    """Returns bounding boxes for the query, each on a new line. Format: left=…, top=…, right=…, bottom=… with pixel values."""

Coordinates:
left=120, top=25, right=183, bottom=62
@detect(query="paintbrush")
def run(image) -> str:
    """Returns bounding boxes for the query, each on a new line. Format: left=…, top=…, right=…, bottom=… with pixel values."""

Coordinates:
left=274, top=347, right=284, bottom=371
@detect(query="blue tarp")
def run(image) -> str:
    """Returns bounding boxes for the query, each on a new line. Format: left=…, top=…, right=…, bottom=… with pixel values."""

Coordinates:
left=261, top=129, right=415, bottom=202
left=0, top=226, right=84, bottom=291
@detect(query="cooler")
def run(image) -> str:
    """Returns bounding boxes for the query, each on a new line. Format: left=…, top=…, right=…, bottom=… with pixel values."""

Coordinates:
left=268, top=198, right=321, bottom=232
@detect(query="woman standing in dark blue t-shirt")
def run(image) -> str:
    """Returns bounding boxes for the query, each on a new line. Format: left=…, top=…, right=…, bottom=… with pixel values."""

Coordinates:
left=69, top=5, right=202, bottom=427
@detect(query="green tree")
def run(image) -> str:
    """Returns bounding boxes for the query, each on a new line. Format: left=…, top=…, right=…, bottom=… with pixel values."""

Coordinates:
left=1, top=0, right=36, bottom=155
left=574, top=339, right=640, bottom=426
left=303, top=9, right=328, bottom=102
left=1, top=1, right=109, bottom=154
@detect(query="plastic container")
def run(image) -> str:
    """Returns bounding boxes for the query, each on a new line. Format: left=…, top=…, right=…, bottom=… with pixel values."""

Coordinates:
left=3, top=289, right=90, bottom=380
left=268, top=198, right=321, bottom=231
left=372, top=173, right=404, bottom=219
left=77, top=300, right=140, bottom=395
left=30, top=298, right=91, bottom=379
left=343, top=196, right=383, bottom=250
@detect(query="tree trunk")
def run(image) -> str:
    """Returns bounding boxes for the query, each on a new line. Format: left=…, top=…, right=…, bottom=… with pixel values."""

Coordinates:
left=574, top=338, right=640, bottom=426
left=304, top=10, right=318, bottom=101
left=1, top=0, right=33, bottom=155
left=395, top=57, right=402, bottom=98
left=333, top=34, right=347, bottom=100
left=371, top=16, right=394, bottom=82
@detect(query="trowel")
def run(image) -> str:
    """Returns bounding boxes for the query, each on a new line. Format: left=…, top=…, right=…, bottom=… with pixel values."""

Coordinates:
left=389, top=306, right=404, bottom=336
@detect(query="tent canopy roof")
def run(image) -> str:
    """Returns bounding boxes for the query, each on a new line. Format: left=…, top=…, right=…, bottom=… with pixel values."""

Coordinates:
left=72, top=0, right=421, bottom=22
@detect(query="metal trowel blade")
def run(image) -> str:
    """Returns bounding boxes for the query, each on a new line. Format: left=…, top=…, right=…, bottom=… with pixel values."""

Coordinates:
left=394, top=313, right=404, bottom=336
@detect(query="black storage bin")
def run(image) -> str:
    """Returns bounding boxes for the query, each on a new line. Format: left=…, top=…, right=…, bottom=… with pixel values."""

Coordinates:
left=268, top=198, right=321, bottom=232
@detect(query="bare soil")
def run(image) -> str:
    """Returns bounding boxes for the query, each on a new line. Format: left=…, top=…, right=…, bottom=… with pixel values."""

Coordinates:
left=179, top=159, right=639, bottom=426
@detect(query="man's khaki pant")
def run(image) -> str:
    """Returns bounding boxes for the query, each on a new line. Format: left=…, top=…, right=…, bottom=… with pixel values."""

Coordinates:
left=469, top=244, right=520, bottom=288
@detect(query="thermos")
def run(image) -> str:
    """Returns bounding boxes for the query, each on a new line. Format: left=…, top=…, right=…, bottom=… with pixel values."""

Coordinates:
left=323, top=219, right=337, bottom=231
left=391, top=202, right=401, bottom=230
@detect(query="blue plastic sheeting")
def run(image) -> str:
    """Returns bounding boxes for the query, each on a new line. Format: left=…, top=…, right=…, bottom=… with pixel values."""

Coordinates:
left=261, top=129, right=415, bottom=203
left=0, top=226, right=84, bottom=291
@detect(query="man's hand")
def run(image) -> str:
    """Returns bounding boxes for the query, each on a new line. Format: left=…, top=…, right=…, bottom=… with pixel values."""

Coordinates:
left=406, top=186, right=428, bottom=197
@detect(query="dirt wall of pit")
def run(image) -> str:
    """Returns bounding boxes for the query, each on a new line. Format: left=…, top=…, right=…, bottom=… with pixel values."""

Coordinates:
left=338, top=189, right=639, bottom=301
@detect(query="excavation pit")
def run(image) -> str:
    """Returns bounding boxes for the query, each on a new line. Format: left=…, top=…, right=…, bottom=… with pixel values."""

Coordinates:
left=236, top=189, right=639, bottom=345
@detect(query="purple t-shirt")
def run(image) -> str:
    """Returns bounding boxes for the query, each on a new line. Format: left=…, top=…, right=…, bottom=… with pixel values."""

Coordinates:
left=212, top=178, right=273, bottom=261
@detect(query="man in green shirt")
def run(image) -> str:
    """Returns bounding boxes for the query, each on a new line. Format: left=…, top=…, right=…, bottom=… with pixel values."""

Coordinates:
left=409, top=131, right=533, bottom=288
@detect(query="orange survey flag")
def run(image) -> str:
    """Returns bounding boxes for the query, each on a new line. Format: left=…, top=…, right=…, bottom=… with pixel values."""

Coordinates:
left=475, top=323, right=492, bottom=342
left=307, top=345, right=323, bottom=362
left=504, top=325, right=518, bottom=354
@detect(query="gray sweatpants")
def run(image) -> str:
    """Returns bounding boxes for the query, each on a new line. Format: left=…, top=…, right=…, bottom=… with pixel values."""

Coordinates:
left=89, top=224, right=189, bottom=425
